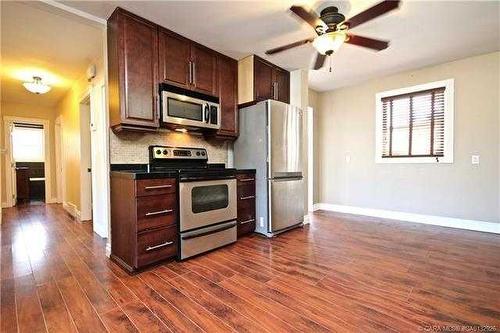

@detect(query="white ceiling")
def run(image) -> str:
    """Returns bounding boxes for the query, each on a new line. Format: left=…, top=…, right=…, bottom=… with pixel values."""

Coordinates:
left=59, top=0, right=500, bottom=92
left=1, top=1, right=103, bottom=107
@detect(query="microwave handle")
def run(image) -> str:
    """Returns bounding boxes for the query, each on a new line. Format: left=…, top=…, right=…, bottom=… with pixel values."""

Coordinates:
left=204, top=103, right=210, bottom=123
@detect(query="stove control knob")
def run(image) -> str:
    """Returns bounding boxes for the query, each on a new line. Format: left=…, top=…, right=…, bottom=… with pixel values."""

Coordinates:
left=201, top=151, right=206, bottom=156
left=163, top=149, right=168, bottom=155
left=156, top=149, right=162, bottom=155
left=196, top=151, right=201, bottom=156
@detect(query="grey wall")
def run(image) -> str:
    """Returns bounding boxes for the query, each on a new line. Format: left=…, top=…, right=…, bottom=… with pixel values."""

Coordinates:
left=315, top=52, right=500, bottom=223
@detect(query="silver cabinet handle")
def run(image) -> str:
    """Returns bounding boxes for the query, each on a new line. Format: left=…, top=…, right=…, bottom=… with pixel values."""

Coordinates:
left=144, top=185, right=172, bottom=190
left=240, top=219, right=255, bottom=225
left=188, top=61, right=193, bottom=84
left=192, top=62, right=196, bottom=85
left=145, top=209, right=173, bottom=216
left=146, top=241, right=174, bottom=252
left=238, top=178, right=255, bottom=182
left=240, top=195, right=255, bottom=200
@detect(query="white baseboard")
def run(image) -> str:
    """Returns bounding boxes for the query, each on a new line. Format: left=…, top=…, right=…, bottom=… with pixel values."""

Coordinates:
left=46, top=197, right=59, bottom=204
left=105, top=242, right=111, bottom=258
left=1, top=202, right=9, bottom=208
left=303, top=214, right=311, bottom=225
left=63, top=201, right=81, bottom=222
left=313, top=203, right=500, bottom=234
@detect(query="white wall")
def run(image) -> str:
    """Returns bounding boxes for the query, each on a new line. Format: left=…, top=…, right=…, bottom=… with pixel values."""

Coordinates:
left=315, top=52, right=500, bottom=223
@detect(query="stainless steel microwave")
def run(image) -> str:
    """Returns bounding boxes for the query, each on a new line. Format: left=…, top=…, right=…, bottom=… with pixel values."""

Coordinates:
left=160, top=84, right=220, bottom=130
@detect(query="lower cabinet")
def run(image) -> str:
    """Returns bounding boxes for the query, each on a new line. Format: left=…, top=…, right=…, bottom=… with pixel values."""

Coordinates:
left=236, top=171, right=256, bottom=237
left=110, top=174, right=178, bottom=273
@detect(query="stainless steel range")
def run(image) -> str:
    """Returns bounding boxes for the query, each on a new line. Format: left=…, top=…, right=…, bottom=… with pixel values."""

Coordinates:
left=149, top=146, right=237, bottom=260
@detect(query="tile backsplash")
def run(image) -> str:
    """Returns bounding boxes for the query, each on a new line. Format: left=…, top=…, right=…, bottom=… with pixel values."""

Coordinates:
left=110, top=129, right=230, bottom=164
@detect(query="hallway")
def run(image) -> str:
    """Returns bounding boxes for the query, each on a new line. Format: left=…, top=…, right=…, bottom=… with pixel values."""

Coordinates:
left=1, top=204, right=500, bottom=332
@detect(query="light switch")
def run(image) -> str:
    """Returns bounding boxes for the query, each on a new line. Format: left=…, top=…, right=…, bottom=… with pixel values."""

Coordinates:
left=345, top=153, right=351, bottom=163
left=471, top=155, right=480, bottom=165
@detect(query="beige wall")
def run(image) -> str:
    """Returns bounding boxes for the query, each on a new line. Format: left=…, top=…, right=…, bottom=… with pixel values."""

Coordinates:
left=308, top=89, right=320, bottom=204
left=315, top=52, right=500, bottom=223
left=1, top=101, right=58, bottom=204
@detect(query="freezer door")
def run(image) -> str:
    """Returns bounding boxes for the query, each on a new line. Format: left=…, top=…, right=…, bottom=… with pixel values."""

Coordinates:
left=268, top=101, right=303, bottom=178
left=269, top=176, right=304, bottom=233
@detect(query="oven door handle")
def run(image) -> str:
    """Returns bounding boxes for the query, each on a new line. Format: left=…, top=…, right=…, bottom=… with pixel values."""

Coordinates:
left=181, top=221, right=237, bottom=240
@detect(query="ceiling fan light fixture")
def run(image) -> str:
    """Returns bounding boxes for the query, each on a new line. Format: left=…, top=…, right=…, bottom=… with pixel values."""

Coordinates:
left=23, top=76, right=51, bottom=94
left=313, top=31, right=346, bottom=55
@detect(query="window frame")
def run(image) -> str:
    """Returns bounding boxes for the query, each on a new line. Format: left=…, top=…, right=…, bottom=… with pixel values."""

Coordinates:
left=375, top=79, right=454, bottom=164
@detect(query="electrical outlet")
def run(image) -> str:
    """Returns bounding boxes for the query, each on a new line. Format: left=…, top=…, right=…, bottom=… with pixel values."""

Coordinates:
left=471, top=155, right=480, bottom=165
left=259, top=217, right=264, bottom=228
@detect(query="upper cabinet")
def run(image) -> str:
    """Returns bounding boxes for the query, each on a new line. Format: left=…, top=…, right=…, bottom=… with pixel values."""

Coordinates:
left=108, top=8, right=159, bottom=132
left=216, top=55, right=238, bottom=138
left=158, top=30, right=218, bottom=97
left=108, top=7, right=236, bottom=137
left=238, top=55, right=290, bottom=105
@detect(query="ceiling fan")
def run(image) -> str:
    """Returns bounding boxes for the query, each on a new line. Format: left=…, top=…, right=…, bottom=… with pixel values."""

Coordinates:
left=266, top=0, right=401, bottom=70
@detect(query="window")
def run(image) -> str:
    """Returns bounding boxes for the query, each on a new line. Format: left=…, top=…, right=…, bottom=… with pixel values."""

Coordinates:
left=375, top=79, right=454, bottom=163
left=12, top=123, right=45, bottom=162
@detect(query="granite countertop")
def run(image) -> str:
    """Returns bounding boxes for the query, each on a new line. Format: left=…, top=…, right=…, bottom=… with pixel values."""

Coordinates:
left=236, top=169, right=256, bottom=174
left=111, top=169, right=179, bottom=180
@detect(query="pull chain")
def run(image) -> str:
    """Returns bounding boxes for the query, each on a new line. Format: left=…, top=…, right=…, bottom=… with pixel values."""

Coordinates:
left=329, top=56, right=333, bottom=73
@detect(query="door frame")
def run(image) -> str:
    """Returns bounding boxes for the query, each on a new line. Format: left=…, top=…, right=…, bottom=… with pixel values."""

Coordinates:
left=307, top=106, right=314, bottom=212
left=3, top=116, right=53, bottom=207
left=54, top=116, right=63, bottom=203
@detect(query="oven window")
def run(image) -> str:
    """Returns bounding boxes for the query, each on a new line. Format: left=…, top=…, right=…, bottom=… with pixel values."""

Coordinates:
left=192, top=185, right=229, bottom=213
left=168, top=98, right=202, bottom=121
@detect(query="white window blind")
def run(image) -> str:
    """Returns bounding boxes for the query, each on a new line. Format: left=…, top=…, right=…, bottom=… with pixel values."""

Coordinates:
left=381, top=87, right=445, bottom=158
left=12, top=124, right=44, bottom=162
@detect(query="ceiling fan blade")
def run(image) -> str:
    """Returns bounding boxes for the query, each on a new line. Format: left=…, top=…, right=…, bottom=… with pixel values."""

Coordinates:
left=344, top=0, right=400, bottom=29
left=265, top=38, right=314, bottom=55
left=290, top=6, right=325, bottom=32
left=313, top=53, right=326, bottom=70
left=346, top=34, right=389, bottom=51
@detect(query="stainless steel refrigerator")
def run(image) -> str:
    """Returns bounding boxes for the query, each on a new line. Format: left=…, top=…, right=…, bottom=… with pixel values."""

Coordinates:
left=234, top=99, right=304, bottom=237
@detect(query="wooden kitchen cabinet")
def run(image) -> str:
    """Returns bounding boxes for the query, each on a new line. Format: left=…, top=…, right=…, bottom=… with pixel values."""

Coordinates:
left=111, top=174, right=178, bottom=273
left=215, top=55, right=238, bottom=138
left=108, top=8, right=159, bottom=132
left=238, top=55, right=290, bottom=105
left=159, top=29, right=191, bottom=90
left=158, top=30, right=218, bottom=96
left=236, top=170, right=256, bottom=237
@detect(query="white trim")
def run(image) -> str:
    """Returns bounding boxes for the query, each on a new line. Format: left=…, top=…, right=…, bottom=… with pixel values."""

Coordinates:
left=79, top=92, right=92, bottom=222
left=105, top=242, right=111, bottom=258
left=375, top=79, right=454, bottom=164
left=63, top=201, right=82, bottom=222
left=303, top=215, right=310, bottom=225
left=313, top=203, right=500, bottom=234
left=39, top=0, right=106, bottom=25
left=54, top=116, right=63, bottom=203
left=307, top=106, right=314, bottom=212
left=2, top=202, right=9, bottom=208
left=3, top=116, right=53, bottom=207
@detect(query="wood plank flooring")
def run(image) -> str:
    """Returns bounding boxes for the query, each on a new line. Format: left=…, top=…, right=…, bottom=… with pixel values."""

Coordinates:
left=1, top=204, right=499, bottom=332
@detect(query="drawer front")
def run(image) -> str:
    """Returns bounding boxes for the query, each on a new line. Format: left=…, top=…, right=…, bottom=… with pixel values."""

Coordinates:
left=237, top=183, right=255, bottom=201
left=136, top=178, right=176, bottom=197
left=137, top=225, right=177, bottom=267
left=238, top=199, right=255, bottom=222
left=237, top=217, right=255, bottom=237
left=236, top=174, right=255, bottom=186
left=137, top=194, right=176, bottom=232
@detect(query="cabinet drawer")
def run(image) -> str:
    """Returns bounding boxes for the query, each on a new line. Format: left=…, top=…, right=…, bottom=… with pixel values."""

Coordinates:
left=137, top=225, right=177, bottom=267
left=236, top=174, right=255, bottom=185
left=136, top=178, right=176, bottom=197
left=238, top=200, right=255, bottom=222
left=137, top=194, right=176, bottom=232
left=237, top=218, right=255, bottom=237
left=237, top=183, right=255, bottom=201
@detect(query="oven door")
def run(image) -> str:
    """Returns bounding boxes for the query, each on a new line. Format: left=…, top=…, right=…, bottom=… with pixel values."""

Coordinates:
left=162, top=91, right=220, bottom=130
left=179, top=178, right=237, bottom=232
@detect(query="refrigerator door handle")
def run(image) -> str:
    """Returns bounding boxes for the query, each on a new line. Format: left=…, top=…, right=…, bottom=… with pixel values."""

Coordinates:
left=270, top=176, right=303, bottom=182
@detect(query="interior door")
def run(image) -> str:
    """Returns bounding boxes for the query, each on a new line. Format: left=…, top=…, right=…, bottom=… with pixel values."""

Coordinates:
left=159, top=30, right=191, bottom=89
left=268, top=101, right=302, bottom=178
left=8, top=123, right=17, bottom=205
left=269, top=177, right=304, bottom=232
left=191, top=44, right=217, bottom=96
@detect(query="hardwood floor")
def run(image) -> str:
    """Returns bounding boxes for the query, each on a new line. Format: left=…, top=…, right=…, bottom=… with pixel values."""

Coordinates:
left=1, top=204, right=499, bottom=333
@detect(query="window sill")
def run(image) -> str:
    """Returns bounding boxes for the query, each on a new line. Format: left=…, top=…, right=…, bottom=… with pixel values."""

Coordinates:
left=375, top=156, right=453, bottom=164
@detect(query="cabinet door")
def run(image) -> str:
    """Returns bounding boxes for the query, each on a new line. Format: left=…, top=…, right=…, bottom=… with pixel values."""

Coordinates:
left=159, top=30, right=191, bottom=89
left=217, top=56, right=238, bottom=138
left=253, top=57, right=273, bottom=101
left=191, top=44, right=218, bottom=96
left=274, top=68, right=290, bottom=103
left=121, top=12, right=159, bottom=127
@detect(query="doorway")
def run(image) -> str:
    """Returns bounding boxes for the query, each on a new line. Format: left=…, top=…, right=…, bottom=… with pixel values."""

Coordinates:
left=307, top=106, right=314, bottom=212
left=79, top=95, right=92, bottom=221
left=3, top=117, right=52, bottom=206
